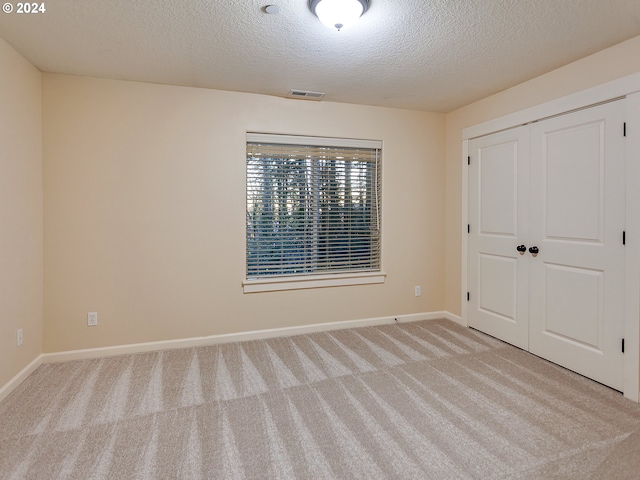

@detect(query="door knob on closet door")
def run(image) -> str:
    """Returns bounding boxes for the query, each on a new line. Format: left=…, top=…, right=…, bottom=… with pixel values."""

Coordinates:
left=529, top=246, right=539, bottom=257
left=516, top=245, right=527, bottom=255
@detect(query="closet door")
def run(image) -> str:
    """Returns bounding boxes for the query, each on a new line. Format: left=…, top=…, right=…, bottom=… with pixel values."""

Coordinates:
left=468, top=126, right=530, bottom=349
left=528, top=101, right=625, bottom=390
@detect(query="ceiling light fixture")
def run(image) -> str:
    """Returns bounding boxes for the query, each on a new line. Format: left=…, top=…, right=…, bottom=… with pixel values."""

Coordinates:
left=309, top=0, right=369, bottom=31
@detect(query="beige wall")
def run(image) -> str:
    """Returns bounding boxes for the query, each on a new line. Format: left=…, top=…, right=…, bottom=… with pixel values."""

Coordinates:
left=0, top=38, right=43, bottom=386
left=444, top=35, right=640, bottom=316
left=42, top=74, right=445, bottom=352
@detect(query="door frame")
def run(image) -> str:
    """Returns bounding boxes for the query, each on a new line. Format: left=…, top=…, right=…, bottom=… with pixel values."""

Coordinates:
left=461, top=71, right=640, bottom=402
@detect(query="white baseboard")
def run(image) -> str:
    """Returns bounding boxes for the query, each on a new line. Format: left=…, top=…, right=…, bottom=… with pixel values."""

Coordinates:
left=0, top=354, right=44, bottom=403
left=41, top=311, right=457, bottom=364
left=1, top=312, right=460, bottom=398
left=443, top=312, right=464, bottom=326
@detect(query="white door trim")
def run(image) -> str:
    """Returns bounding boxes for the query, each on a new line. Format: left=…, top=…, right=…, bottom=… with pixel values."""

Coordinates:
left=624, top=92, right=640, bottom=402
left=462, top=72, right=640, bottom=140
left=461, top=139, right=470, bottom=328
left=461, top=71, right=640, bottom=402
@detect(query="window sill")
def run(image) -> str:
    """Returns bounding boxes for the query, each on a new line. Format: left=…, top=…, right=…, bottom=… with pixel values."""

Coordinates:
left=243, top=271, right=386, bottom=294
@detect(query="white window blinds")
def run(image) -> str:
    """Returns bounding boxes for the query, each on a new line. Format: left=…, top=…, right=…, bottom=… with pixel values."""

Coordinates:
left=246, top=134, right=382, bottom=279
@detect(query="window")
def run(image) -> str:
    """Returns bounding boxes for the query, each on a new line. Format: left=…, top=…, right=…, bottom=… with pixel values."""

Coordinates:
left=245, top=133, right=383, bottom=292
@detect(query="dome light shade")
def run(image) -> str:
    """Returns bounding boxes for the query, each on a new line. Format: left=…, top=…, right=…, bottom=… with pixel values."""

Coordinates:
left=309, top=0, right=369, bottom=31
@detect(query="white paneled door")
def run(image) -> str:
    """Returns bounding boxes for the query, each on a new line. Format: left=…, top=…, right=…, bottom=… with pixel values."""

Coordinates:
left=468, top=126, right=530, bottom=350
left=468, top=101, right=626, bottom=391
left=528, top=101, right=625, bottom=390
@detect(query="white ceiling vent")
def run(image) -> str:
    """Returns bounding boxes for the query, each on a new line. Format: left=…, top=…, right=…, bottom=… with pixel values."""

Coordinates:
left=287, top=89, right=326, bottom=100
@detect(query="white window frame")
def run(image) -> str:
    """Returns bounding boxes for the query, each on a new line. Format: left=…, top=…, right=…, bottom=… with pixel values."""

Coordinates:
left=243, top=133, right=385, bottom=293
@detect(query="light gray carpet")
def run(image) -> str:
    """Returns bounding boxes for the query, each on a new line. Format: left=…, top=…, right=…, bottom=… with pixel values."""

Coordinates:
left=1, top=319, right=640, bottom=479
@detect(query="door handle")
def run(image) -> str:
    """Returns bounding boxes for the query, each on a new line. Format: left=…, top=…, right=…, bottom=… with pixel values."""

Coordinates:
left=516, top=245, right=527, bottom=255
left=529, top=246, right=539, bottom=257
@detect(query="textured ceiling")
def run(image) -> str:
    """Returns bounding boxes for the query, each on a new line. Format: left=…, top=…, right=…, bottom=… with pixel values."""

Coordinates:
left=1, top=0, right=640, bottom=112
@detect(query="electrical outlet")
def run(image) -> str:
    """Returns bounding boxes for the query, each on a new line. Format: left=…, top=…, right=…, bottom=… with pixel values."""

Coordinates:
left=87, top=312, right=98, bottom=326
left=415, top=285, right=421, bottom=297
left=17, top=329, right=23, bottom=347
